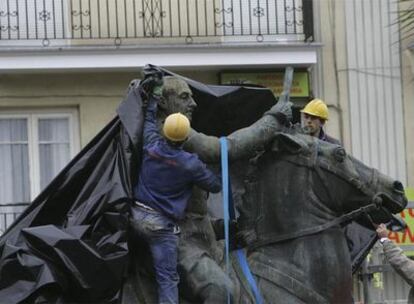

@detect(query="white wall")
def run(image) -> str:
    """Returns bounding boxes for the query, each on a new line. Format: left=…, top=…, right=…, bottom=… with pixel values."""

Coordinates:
left=344, top=0, right=406, bottom=184
left=317, top=0, right=407, bottom=184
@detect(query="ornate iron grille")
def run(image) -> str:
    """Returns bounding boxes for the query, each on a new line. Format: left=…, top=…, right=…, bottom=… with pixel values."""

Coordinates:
left=0, top=203, right=29, bottom=236
left=0, top=0, right=313, bottom=47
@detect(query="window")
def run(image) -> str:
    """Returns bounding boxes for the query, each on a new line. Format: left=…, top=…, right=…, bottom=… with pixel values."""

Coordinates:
left=0, top=109, right=79, bottom=232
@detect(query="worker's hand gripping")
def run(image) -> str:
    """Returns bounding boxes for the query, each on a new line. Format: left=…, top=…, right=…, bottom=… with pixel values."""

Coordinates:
left=139, top=65, right=164, bottom=101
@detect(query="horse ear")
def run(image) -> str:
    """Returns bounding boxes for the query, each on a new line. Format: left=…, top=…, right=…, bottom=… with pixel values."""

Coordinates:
left=271, top=133, right=305, bottom=154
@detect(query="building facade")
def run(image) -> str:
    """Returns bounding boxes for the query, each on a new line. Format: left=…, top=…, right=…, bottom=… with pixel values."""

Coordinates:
left=0, top=0, right=413, bottom=302
left=317, top=0, right=414, bottom=302
left=0, top=0, right=318, bottom=215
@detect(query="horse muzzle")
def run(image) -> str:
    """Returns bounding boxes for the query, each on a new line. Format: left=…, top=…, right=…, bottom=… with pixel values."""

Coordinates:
left=376, top=180, right=407, bottom=214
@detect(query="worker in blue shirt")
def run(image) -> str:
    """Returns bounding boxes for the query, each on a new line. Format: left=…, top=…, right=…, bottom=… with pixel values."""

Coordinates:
left=130, top=72, right=221, bottom=304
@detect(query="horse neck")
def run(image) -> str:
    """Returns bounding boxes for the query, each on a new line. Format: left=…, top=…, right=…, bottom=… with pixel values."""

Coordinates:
left=311, top=165, right=356, bottom=215
left=244, top=153, right=344, bottom=241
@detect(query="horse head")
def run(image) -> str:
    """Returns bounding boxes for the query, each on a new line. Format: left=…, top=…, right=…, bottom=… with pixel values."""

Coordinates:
left=272, top=131, right=407, bottom=226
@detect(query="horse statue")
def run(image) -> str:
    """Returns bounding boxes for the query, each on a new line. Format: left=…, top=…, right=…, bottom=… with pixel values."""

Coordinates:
left=124, top=128, right=407, bottom=304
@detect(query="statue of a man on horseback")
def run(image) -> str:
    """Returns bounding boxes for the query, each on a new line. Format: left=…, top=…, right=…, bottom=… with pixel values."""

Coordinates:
left=0, top=65, right=406, bottom=304
left=127, top=66, right=293, bottom=303
left=129, top=66, right=407, bottom=304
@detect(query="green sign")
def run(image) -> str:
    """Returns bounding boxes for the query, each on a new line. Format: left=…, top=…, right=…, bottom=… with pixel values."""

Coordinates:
left=220, top=71, right=310, bottom=97
left=406, top=188, right=414, bottom=201
left=388, top=188, right=414, bottom=255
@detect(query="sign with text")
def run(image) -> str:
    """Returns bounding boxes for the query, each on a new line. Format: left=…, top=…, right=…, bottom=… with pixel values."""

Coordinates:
left=220, top=71, right=310, bottom=97
left=388, top=188, right=414, bottom=255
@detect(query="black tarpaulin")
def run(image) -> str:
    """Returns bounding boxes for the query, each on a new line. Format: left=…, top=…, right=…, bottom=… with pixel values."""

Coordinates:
left=0, top=66, right=383, bottom=303
left=0, top=115, right=132, bottom=303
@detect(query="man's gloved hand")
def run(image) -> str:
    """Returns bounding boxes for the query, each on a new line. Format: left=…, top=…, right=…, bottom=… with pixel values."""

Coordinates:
left=139, top=65, right=164, bottom=101
left=267, top=100, right=293, bottom=126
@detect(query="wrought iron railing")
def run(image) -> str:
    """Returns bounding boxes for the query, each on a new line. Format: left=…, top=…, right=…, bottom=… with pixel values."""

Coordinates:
left=0, top=203, right=29, bottom=236
left=0, top=0, right=313, bottom=47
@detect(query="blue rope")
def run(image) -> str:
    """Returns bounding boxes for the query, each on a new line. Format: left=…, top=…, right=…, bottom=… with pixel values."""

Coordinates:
left=219, top=137, right=264, bottom=304
left=219, top=137, right=231, bottom=304
left=235, top=249, right=264, bottom=304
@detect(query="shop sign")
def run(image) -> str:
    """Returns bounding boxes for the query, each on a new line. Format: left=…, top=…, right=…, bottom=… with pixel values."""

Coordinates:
left=220, top=71, right=310, bottom=97
left=388, top=188, right=414, bottom=255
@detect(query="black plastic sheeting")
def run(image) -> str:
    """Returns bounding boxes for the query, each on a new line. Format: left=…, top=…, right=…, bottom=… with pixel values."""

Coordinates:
left=0, top=66, right=379, bottom=303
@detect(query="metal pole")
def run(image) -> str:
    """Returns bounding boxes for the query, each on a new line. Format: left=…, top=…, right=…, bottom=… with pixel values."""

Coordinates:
left=361, top=259, right=371, bottom=304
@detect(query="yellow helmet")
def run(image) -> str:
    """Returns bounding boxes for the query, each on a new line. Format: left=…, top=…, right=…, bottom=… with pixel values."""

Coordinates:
left=163, top=113, right=191, bottom=142
left=300, top=99, right=329, bottom=120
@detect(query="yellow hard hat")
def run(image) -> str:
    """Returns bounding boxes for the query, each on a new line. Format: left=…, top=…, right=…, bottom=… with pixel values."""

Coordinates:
left=300, top=99, right=329, bottom=120
left=163, top=113, right=191, bottom=142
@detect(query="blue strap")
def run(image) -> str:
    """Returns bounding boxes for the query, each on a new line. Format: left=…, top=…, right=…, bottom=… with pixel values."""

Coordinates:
left=219, top=137, right=231, bottom=304
left=219, top=137, right=264, bottom=304
left=235, top=249, right=263, bottom=304
left=228, top=180, right=236, bottom=221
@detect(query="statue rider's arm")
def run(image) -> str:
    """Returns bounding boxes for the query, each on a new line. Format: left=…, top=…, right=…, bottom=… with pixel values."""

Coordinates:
left=184, top=104, right=288, bottom=163
left=184, top=67, right=293, bottom=163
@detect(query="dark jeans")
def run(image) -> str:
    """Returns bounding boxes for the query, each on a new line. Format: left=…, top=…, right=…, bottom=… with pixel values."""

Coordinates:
left=130, top=204, right=180, bottom=304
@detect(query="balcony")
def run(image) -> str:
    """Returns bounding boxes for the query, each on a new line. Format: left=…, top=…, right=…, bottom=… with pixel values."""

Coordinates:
left=0, top=0, right=314, bottom=48
left=0, top=203, right=29, bottom=236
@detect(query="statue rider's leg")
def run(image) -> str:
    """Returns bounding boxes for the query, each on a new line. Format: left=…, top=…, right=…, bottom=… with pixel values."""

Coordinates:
left=178, top=246, right=234, bottom=303
left=177, top=187, right=235, bottom=303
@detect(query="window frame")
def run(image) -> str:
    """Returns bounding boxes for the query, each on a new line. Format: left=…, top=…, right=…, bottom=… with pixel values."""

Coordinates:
left=0, top=108, right=80, bottom=201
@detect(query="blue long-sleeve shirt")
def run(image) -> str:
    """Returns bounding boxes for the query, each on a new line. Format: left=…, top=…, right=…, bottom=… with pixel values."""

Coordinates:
left=133, top=97, right=221, bottom=221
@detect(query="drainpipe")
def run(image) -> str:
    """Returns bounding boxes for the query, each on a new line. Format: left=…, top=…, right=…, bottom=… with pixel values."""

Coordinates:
left=361, top=259, right=372, bottom=304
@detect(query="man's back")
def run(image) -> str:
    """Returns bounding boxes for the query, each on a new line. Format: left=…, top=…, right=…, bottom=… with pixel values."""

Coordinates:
left=133, top=97, right=220, bottom=221
left=135, top=138, right=220, bottom=220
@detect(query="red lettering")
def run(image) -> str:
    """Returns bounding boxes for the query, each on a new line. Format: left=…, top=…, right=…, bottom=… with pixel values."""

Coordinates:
left=388, top=231, right=401, bottom=243
left=402, top=226, right=414, bottom=243
left=400, top=209, right=414, bottom=218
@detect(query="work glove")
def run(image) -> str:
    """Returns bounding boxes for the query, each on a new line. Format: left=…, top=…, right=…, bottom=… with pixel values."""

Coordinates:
left=266, top=100, right=293, bottom=126
left=139, top=65, right=164, bottom=101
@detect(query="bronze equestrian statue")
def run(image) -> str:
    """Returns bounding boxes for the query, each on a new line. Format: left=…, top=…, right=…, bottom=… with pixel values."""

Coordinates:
left=126, top=69, right=407, bottom=303
left=0, top=66, right=406, bottom=304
